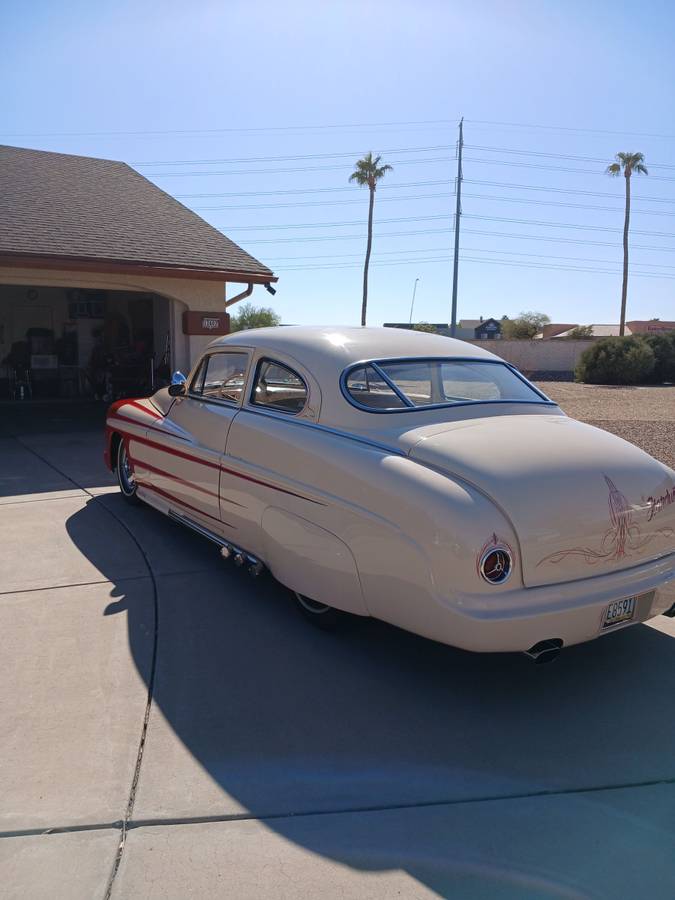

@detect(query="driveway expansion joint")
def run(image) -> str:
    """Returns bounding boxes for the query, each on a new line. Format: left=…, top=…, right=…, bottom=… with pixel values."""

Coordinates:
left=2, top=773, right=674, bottom=841
left=8, top=436, right=160, bottom=900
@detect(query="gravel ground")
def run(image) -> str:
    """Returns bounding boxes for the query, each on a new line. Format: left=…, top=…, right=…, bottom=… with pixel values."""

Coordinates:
left=536, top=381, right=675, bottom=470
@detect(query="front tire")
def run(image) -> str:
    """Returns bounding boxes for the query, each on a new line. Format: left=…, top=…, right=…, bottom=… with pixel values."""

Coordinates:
left=116, top=438, right=140, bottom=505
left=294, top=592, right=345, bottom=630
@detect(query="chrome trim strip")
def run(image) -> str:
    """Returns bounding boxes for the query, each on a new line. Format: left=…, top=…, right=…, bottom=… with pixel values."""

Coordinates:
left=370, top=361, right=415, bottom=408
left=167, top=511, right=260, bottom=565
left=168, top=510, right=226, bottom=546
left=340, top=356, right=558, bottom=414
left=240, top=405, right=406, bottom=457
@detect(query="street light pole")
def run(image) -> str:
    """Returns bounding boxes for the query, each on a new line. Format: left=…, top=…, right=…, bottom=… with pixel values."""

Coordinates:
left=450, top=117, right=464, bottom=337
left=408, top=277, right=420, bottom=325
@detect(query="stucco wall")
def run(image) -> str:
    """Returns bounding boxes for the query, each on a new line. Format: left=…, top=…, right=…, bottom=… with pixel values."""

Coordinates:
left=464, top=339, right=591, bottom=376
left=0, top=265, right=228, bottom=372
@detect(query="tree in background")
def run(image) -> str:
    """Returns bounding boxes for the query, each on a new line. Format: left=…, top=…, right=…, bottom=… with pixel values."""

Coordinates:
left=349, top=153, right=393, bottom=326
left=229, top=302, right=280, bottom=332
left=565, top=325, right=594, bottom=339
left=412, top=322, right=438, bottom=333
left=606, top=152, right=648, bottom=336
left=501, top=311, right=551, bottom=340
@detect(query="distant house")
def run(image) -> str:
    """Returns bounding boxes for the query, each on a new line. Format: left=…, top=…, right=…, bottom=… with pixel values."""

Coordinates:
left=384, top=317, right=503, bottom=340
left=539, top=320, right=675, bottom=339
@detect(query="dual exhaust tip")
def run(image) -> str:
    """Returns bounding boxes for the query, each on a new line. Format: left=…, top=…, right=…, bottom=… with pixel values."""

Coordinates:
left=524, top=638, right=563, bottom=664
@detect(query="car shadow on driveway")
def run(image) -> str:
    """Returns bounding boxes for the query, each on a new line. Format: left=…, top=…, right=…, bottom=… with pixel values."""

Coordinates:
left=66, top=496, right=675, bottom=897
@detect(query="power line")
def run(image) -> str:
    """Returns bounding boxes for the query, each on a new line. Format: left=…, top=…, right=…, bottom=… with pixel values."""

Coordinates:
left=461, top=193, right=675, bottom=217
left=217, top=211, right=675, bottom=237
left=464, top=144, right=675, bottom=170
left=5, top=116, right=675, bottom=141
left=466, top=119, right=675, bottom=141
left=463, top=157, right=675, bottom=181
left=176, top=179, right=451, bottom=199
left=237, top=225, right=675, bottom=251
left=193, top=190, right=675, bottom=216
left=0, top=118, right=460, bottom=138
left=134, top=144, right=453, bottom=166
left=145, top=155, right=454, bottom=177
left=464, top=179, right=675, bottom=204
left=263, top=246, right=675, bottom=269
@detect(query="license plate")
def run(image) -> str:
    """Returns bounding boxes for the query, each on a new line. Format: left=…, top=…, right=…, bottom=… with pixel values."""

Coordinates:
left=602, top=596, right=636, bottom=629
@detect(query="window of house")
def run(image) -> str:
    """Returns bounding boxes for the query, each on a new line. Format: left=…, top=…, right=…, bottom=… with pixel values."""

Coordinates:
left=251, top=359, right=307, bottom=414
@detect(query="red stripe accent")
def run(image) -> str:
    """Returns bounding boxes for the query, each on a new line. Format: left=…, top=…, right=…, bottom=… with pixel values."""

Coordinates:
left=137, top=481, right=235, bottom=529
left=129, top=456, right=221, bottom=501
left=127, top=400, right=164, bottom=420
left=109, top=425, right=325, bottom=507
left=110, top=425, right=221, bottom=470
left=219, top=463, right=326, bottom=506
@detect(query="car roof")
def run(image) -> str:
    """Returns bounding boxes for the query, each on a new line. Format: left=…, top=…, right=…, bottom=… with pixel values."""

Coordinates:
left=210, top=326, right=499, bottom=376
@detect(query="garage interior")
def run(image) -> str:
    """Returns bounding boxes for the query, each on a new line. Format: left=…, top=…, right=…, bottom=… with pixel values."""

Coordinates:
left=0, top=284, right=172, bottom=402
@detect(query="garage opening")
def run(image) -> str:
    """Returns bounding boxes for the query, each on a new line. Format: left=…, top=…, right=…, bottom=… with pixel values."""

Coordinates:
left=0, top=285, right=172, bottom=402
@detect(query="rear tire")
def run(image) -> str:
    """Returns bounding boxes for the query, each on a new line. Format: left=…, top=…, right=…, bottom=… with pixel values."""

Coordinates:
left=294, top=592, right=345, bottom=630
left=116, top=438, right=141, bottom=505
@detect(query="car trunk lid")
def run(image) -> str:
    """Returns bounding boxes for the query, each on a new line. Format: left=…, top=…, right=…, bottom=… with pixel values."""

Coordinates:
left=404, top=414, right=675, bottom=588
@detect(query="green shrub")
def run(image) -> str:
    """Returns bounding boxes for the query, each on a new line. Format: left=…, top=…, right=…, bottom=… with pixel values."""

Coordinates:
left=640, top=332, right=675, bottom=383
left=575, top=336, right=656, bottom=385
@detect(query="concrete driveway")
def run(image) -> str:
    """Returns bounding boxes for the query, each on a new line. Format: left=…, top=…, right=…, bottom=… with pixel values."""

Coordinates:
left=2, top=403, right=675, bottom=899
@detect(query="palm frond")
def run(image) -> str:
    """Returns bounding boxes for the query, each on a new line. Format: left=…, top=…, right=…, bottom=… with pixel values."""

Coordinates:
left=606, top=151, right=648, bottom=177
left=349, top=152, right=393, bottom=188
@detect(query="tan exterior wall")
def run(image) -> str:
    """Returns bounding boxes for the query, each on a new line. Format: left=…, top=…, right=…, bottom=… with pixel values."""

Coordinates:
left=0, top=265, right=228, bottom=372
left=464, top=339, right=592, bottom=374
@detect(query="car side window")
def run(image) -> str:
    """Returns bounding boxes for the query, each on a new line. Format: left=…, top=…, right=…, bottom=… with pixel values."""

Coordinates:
left=251, top=359, right=307, bottom=414
left=189, top=352, right=248, bottom=403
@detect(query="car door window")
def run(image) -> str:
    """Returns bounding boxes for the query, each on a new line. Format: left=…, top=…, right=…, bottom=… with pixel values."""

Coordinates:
left=251, top=359, right=307, bottom=414
left=190, top=352, right=248, bottom=403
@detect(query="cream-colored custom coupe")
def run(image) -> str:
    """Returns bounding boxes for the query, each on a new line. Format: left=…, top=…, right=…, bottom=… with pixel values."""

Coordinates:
left=105, top=326, right=675, bottom=661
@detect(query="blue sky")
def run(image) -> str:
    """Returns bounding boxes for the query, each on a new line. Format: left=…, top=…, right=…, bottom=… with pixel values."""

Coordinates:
left=2, top=0, right=675, bottom=326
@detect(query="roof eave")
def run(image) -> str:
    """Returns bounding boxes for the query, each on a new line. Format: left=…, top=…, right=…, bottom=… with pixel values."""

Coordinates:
left=0, top=252, right=278, bottom=285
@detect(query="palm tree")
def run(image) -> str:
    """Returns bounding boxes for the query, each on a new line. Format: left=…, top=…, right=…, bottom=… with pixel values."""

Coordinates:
left=607, top=152, right=648, bottom=336
left=349, top=152, right=393, bottom=325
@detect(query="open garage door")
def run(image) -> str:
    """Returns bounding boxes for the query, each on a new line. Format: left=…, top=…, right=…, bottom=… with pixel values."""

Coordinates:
left=0, top=285, right=172, bottom=402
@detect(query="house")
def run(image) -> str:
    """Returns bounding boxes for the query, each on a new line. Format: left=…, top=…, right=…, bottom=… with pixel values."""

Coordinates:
left=539, top=320, right=675, bottom=339
left=0, top=145, right=276, bottom=402
left=383, top=317, right=503, bottom=340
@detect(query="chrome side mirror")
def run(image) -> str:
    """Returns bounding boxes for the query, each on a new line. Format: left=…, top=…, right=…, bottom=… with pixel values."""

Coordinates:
left=168, top=371, right=187, bottom=397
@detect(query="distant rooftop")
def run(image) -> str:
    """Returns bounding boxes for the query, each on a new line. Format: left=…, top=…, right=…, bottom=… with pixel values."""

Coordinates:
left=0, top=144, right=275, bottom=283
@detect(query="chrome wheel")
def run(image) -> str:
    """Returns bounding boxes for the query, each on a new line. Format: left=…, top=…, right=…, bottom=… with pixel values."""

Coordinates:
left=117, top=440, right=139, bottom=502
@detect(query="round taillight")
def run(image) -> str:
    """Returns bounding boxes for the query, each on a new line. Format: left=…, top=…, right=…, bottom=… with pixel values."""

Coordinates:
left=479, top=546, right=512, bottom=585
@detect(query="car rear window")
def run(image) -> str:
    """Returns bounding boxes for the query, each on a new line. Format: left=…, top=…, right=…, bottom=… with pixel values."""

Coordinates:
left=343, top=359, right=546, bottom=411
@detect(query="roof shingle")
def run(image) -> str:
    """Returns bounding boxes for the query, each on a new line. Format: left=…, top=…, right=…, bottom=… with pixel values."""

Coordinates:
left=0, top=145, right=274, bottom=280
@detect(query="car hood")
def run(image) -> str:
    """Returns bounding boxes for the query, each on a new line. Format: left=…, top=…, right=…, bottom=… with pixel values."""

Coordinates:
left=401, top=414, right=675, bottom=588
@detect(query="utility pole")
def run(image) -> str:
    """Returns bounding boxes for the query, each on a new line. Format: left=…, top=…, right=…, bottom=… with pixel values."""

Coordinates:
left=450, top=117, right=463, bottom=337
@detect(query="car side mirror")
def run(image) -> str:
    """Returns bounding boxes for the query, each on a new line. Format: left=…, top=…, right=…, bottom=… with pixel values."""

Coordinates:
left=168, top=371, right=187, bottom=396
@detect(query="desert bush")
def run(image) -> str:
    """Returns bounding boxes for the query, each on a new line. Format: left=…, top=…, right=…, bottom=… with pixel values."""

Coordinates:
left=640, top=332, right=675, bottom=383
left=575, top=336, right=656, bottom=385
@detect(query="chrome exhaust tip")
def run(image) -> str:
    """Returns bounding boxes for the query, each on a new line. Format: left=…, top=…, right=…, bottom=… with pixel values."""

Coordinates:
left=248, top=560, right=264, bottom=577
left=524, top=638, right=563, bottom=665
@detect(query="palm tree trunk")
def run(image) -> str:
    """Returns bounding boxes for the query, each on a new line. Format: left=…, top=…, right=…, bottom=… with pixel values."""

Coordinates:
left=620, top=172, right=631, bottom=337
left=361, top=187, right=375, bottom=326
